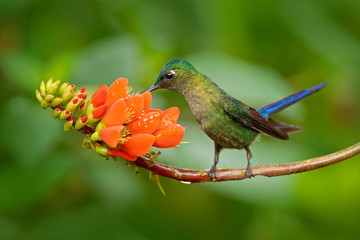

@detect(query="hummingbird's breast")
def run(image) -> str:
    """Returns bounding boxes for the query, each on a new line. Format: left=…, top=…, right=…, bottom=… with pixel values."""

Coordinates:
left=201, top=106, right=258, bottom=149
left=182, top=81, right=258, bottom=149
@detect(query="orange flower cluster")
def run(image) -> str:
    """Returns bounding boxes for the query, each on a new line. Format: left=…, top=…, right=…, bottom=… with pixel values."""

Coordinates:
left=90, top=78, right=185, bottom=161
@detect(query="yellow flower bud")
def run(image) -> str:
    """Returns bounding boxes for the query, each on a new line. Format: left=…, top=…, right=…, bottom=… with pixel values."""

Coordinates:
left=95, top=146, right=108, bottom=157
left=40, top=81, right=46, bottom=94
left=75, top=116, right=88, bottom=130
left=52, top=108, right=61, bottom=118
left=90, top=131, right=100, bottom=141
left=59, top=110, right=71, bottom=120
left=46, top=78, right=53, bottom=92
left=35, top=89, right=43, bottom=103
left=50, top=97, right=63, bottom=107
left=41, top=100, right=49, bottom=109
left=58, top=82, right=69, bottom=96
left=64, top=116, right=73, bottom=132
left=44, top=94, right=54, bottom=102
left=48, top=80, right=60, bottom=95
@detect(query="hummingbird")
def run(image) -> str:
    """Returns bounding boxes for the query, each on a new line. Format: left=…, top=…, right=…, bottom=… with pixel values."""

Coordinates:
left=142, top=58, right=327, bottom=179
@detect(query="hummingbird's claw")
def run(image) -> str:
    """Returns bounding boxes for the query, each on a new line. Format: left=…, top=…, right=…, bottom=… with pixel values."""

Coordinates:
left=245, top=164, right=254, bottom=178
left=209, top=166, right=217, bottom=181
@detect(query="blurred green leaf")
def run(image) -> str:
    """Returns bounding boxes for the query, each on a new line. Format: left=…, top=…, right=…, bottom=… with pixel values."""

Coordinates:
left=0, top=151, right=77, bottom=213
left=277, top=0, right=360, bottom=68
left=70, top=35, right=144, bottom=88
left=0, top=0, right=32, bottom=16
left=0, top=95, right=61, bottom=163
left=83, top=156, right=145, bottom=210
left=297, top=158, right=360, bottom=227
left=1, top=52, right=43, bottom=93
left=0, top=217, right=21, bottom=240
left=0, top=95, right=62, bottom=166
left=26, top=206, right=147, bottom=240
left=42, top=51, right=77, bottom=81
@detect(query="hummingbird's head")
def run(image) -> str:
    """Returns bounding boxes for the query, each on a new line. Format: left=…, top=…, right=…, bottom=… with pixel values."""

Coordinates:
left=142, top=58, right=198, bottom=93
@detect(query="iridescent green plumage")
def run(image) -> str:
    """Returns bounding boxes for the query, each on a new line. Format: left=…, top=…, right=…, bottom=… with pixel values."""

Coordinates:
left=143, top=58, right=324, bottom=179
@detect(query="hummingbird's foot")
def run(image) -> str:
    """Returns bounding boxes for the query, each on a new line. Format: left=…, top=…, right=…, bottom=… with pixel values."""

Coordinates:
left=210, top=143, right=221, bottom=181
left=244, top=146, right=254, bottom=178
left=209, top=165, right=217, bottom=180
left=245, top=164, right=254, bottom=178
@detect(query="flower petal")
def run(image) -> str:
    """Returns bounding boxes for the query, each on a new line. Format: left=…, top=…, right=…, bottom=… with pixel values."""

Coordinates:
left=146, top=109, right=163, bottom=116
left=142, top=91, right=152, bottom=113
left=125, top=94, right=144, bottom=124
left=105, top=78, right=128, bottom=106
left=102, top=99, right=126, bottom=127
left=91, top=84, right=108, bottom=107
left=153, top=124, right=185, bottom=148
left=108, top=149, right=136, bottom=161
left=99, top=126, right=125, bottom=147
left=127, top=111, right=161, bottom=134
left=121, top=134, right=154, bottom=156
left=159, top=107, right=180, bottom=128
left=92, top=104, right=108, bottom=119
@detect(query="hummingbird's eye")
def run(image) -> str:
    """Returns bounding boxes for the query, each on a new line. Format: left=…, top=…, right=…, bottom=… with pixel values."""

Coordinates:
left=165, top=70, right=175, bottom=80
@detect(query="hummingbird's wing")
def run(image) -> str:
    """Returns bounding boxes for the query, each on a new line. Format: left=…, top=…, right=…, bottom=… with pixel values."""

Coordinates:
left=224, top=99, right=289, bottom=140
left=268, top=118, right=302, bottom=134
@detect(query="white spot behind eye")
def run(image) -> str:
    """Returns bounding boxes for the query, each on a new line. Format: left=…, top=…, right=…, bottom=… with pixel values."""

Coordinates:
left=165, top=70, right=175, bottom=80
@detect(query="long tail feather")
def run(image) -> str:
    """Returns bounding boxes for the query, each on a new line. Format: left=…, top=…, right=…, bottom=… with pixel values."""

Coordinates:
left=257, top=82, right=327, bottom=118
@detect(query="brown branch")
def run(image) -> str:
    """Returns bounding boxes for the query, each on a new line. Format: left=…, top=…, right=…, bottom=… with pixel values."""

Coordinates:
left=51, top=106, right=360, bottom=183
left=134, top=142, right=360, bottom=183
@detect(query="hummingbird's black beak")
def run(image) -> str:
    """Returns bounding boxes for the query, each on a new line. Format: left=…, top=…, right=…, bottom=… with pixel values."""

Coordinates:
left=141, top=84, right=159, bottom=93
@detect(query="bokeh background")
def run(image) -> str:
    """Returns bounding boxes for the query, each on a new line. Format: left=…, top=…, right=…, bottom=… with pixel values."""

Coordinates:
left=1, top=0, right=360, bottom=239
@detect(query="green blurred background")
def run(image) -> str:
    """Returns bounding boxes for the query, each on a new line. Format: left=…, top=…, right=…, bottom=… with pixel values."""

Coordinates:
left=1, top=0, right=360, bottom=239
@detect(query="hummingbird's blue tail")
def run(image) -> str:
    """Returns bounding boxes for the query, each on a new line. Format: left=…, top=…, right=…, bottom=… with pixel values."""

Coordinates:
left=257, top=82, right=327, bottom=118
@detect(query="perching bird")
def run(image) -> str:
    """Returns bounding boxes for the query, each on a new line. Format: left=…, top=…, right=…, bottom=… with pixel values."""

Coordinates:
left=142, top=58, right=327, bottom=179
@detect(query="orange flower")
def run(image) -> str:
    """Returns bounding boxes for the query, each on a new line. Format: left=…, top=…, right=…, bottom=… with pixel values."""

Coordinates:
left=105, top=78, right=128, bottom=106
left=158, top=107, right=180, bottom=128
left=127, top=111, right=162, bottom=134
left=102, top=99, right=127, bottom=127
left=88, top=77, right=185, bottom=161
left=125, top=94, right=144, bottom=124
left=153, top=124, right=185, bottom=148
left=121, top=134, right=155, bottom=156
left=91, top=84, right=108, bottom=107
left=91, top=104, right=108, bottom=119
left=107, top=149, right=136, bottom=161
left=142, top=91, right=152, bottom=113
left=99, top=126, right=124, bottom=148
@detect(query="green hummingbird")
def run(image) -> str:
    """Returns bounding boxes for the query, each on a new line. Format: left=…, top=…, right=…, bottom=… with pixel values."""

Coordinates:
left=142, top=58, right=327, bottom=179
